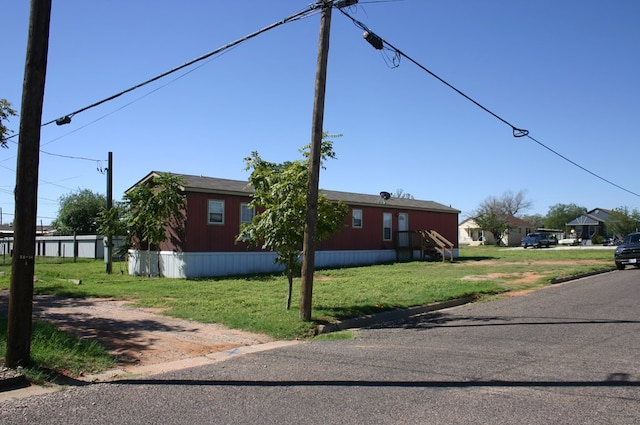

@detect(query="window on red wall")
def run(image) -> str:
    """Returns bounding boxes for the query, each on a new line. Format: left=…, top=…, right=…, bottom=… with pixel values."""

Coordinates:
left=240, top=203, right=254, bottom=226
left=352, top=209, right=363, bottom=228
left=208, top=200, right=224, bottom=225
left=238, top=203, right=254, bottom=241
left=383, top=212, right=392, bottom=241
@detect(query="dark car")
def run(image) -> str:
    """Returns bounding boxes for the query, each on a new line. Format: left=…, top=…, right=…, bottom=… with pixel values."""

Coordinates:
left=521, top=233, right=550, bottom=249
left=614, top=232, right=640, bottom=270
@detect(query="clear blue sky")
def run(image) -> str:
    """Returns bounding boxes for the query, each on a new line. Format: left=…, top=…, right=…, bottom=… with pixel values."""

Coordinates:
left=2, top=0, right=639, bottom=225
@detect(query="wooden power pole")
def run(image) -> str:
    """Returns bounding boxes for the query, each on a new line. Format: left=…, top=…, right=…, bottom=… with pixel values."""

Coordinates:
left=6, top=0, right=52, bottom=368
left=106, top=151, right=113, bottom=274
left=300, top=2, right=333, bottom=322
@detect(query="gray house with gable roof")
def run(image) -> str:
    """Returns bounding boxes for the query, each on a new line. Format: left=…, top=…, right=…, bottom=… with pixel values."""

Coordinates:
left=565, top=208, right=613, bottom=243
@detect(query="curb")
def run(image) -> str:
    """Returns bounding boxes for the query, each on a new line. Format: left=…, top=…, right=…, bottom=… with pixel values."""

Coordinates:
left=316, top=267, right=618, bottom=335
left=549, top=267, right=616, bottom=284
left=316, top=296, right=476, bottom=334
left=0, top=369, right=30, bottom=393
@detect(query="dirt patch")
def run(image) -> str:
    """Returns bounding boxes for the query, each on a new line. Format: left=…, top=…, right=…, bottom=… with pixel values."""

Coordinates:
left=462, top=271, right=542, bottom=284
left=0, top=290, right=274, bottom=374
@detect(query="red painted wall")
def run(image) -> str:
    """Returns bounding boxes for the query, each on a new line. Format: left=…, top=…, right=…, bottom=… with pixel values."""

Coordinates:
left=164, top=193, right=458, bottom=252
left=178, top=192, right=259, bottom=252
left=320, top=206, right=459, bottom=250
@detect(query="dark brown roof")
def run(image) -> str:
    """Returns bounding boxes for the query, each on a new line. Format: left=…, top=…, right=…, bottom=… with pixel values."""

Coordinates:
left=460, top=216, right=534, bottom=227
left=320, top=189, right=459, bottom=213
left=129, top=171, right=459, bottom=214
left=506, top=215, right=534, bottom=227
left=126, top=171, right=251, bottom=195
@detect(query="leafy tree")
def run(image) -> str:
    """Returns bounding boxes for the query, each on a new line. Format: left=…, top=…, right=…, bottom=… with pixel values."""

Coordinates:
left=474, top=190, right=531, bottom=245
left=521, top=213, right=545, bottom=230
left=0, top=98, right=17, bottom=148
left=239, top=136, right=348, bottom=310
left=52, top=189, right=106, bottom=235
left=123, top=173, right=186, bottom=277
left=473, top=207, right=510, bottom=246
left=544, top=203, right=586, bottom=230
left=606, top=206, right=640, bottom=237
left=96, top=201, right=128, bottom=237
left=96, top=201, right=130, bottom=258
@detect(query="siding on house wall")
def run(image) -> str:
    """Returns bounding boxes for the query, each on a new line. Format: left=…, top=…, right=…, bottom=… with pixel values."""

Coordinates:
left=128, top=172, right=461, bottom=278
left=157, top=193, right=459, bottom=254
left=507, top=226, right=525, bottom=246
left=321, top=207, right=392, bottom=250
left=321, top=206, right=459, bottom=251
left=160, top=192, right=260, bottom=253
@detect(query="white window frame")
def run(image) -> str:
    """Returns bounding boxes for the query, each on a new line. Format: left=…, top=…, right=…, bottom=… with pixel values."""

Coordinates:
left=352, top=208, right=363, bottom=229
left=208, top=200, right=225, bottom=225
left=240, top=203, right=254, bottom=225
left=238, top=203, right=255, bottom=241
left=383, top=212, right=392, bottom=241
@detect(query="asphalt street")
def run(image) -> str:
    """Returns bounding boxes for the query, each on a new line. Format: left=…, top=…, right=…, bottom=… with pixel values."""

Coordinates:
left=1, top=269, right=638, bottom=424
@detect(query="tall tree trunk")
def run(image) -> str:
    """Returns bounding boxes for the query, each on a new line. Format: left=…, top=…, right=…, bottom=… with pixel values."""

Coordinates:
left=286, top=269, right=293, bottom=310
left=286, top=253, right=294, bottom=310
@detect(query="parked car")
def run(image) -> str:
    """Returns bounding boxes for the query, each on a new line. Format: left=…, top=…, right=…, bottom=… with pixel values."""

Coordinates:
left=614, top=232, right=640, bottom=270
left=603, top=236, right=622, bottom=246
left=521, top=233, right=550, bottom=249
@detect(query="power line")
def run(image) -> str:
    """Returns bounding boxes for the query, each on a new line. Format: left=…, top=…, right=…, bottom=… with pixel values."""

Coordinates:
left=3, top=4, right=323, bottom=167
left=525, top=134, right=640, bottom=197
left=38, top=37, right=243, bottom=150
left=0, top=4, right=321, bottom=142
left=335, top=6, right=640, bottom=198
left=42, top=4, right=322, bottom=128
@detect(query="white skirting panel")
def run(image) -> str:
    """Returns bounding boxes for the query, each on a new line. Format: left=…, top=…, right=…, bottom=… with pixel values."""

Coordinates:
left=314, top=250, right=396, bottom=269
left=128, top=249, right=399, bottom=279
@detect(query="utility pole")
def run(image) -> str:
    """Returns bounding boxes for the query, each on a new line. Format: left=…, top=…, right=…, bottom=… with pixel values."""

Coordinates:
left=300, top=1, right=333, bottom=322
left=6, top=0, right=52, bottom=368
left=106, top=151, right=113, bottom=274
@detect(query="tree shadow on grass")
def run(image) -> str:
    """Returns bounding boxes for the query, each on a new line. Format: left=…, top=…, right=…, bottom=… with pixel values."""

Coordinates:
left=454, top=255, right=497, bottom=262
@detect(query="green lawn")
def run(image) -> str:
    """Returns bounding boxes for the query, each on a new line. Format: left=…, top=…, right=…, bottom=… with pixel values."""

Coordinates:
left=0, top=246, right=615, bottom=340
left=0, top=316, right=115, bottom=383
left=0, top=246, right=615, bottom=382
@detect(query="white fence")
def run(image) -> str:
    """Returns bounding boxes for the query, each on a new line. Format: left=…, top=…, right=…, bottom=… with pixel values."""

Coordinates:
left=0, top=235, right=125, bottom=262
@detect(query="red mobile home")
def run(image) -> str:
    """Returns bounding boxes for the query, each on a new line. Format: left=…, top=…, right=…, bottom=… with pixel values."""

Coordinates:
left=127, top=172, right=460, bottom=278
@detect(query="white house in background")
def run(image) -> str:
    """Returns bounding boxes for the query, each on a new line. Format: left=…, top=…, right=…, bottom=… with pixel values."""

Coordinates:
left=459, top=216, right=534, bottom=246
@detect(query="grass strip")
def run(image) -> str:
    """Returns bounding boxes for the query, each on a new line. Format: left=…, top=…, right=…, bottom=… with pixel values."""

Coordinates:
left=0, top=316, right=115, bottom=384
